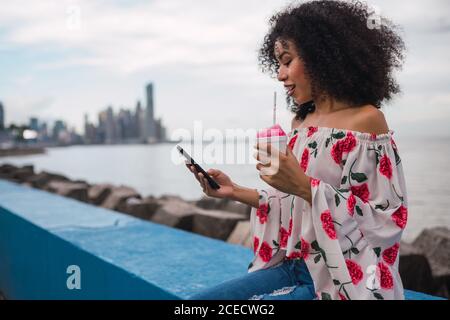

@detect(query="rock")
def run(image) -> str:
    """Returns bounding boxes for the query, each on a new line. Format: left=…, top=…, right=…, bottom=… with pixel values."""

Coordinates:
left=399, top=241, right=436, bottom=295
left=101, top=185, right=141, bottom=210
left=192, top=209, right=247, bottom=241
left=118, top=196, right=161, bottom=220
left=158, top=194, right=185, bottom=202
left=412, top=227, right=450, bottom=277
left=0, top=163, right=19, bottom=181
left=412, top=227, right=450, bottom=298
left=0, top=163, right=19, bottom=174
left=221, top=200, right=252, bottom=218
left=195, top=196, right=222, bottom=210
left=88, top=184, right=113, bottom=205
left=152, top=198, right=246, bottom=240
left=46, top=181, right=89, bottom=202
left=227, top=220, right=252, bottom=248
left=27, top=171, right=69, bottom=189
left=151, top=199, right=196, bottom=231
left=195, top=196, right=252, bottom=217
left=11, top=165, right=35, bottom=182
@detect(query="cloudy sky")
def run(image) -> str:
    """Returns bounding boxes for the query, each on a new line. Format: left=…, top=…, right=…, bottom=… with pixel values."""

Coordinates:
left=1, top=0, right=449, bottom=138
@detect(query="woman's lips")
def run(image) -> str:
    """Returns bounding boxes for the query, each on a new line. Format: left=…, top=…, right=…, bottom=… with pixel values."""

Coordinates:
left=287, top=85, right=296, bottom=96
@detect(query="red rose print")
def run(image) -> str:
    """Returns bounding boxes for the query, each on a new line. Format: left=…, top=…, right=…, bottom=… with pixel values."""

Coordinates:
left=331, top=132, right=357, bottom=164
left=307, top=126, right=318, bottom=137
left=259, top=241, right=273, bottom=262
left=287, top=238, right=310, bottom=260
left=391, top=205, right=408, bottom=229
left=256, top=203, right=269, bottom=224
left=345, top=259, right=363, bottom=285
left=339, top=293, right=347, bottom=300
left=280, top=227, right=289, bottom=248
left=370, top=133, right=377, bottom=141
left=350, top=183, right=370, bottom=203
left=288, top=134, right=298, bottom=151
left=347, top=193, right=356, bottom=217
left=331, top=141, right=343, bottom=164
left=379, top=154, right=393, bottom=179
left=382, top=243, right=400, bottom=265
left=300, top=148, right=309, bottom=172
left=310, top=178, right=320, bottom=187
left=300, top=237, right=310, bottom=260
left=378, top=262, right=394, bottom=289
left=320, top=210, right=337, bottom=240
left=286, top=251, right=302, bottom=260
left=253, top=236, right=260, bottom=254
left=288, top=218, right=293, bottom=235
left=341, top=132, right=357, bottom=153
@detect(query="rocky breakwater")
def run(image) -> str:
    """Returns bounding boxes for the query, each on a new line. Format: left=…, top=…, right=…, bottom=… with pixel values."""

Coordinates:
left=0, top=164, right=250, bottom=242
left=1, top=163, right=448, bottom=298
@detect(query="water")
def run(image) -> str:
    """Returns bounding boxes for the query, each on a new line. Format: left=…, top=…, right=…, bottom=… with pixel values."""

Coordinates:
left=1, top=137, right=449, bottom=243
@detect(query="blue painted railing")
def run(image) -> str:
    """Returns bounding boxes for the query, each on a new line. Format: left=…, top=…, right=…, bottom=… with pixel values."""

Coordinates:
left=0, top=180, right=444, bottom=300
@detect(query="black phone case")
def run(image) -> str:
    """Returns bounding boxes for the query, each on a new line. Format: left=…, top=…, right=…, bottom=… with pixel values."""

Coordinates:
left=177, top=146, right=220, bottom=190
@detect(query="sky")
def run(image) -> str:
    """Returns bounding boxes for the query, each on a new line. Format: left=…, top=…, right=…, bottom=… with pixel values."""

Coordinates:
left=0, top=0, right=449, bottom=138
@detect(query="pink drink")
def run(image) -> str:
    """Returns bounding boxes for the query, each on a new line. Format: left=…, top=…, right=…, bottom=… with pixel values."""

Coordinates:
left=256, top=124, right=288, bottom=154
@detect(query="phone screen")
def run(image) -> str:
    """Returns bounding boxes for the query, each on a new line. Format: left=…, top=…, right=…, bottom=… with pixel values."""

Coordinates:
left=177, top=145, right=220, bottom=190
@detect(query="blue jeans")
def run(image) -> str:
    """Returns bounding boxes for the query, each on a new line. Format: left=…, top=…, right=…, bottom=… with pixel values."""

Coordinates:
left=188, top=259, right=315, bottom=300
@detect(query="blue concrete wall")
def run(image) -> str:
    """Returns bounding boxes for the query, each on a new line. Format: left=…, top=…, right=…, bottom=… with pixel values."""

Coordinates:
left=0, top=180, right=445, bottom=300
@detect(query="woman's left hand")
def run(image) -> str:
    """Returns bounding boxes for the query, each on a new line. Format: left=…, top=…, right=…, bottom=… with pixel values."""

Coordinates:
left=254, top=143, right=311, bottom=202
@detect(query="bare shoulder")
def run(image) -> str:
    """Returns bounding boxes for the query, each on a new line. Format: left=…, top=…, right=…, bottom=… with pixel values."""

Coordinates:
left=351, top=105, right=389, bottom=135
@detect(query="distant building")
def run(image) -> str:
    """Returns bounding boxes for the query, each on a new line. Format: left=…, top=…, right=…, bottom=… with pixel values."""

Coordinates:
left=145, top=83, right=157, bottom=143
left=52, top=120, right=67, bottom=143
left=29, top=117, right=39, bottom=131
left=105, top=106, right=117, bottom=144
left=0, top=101, right=4, bottom=131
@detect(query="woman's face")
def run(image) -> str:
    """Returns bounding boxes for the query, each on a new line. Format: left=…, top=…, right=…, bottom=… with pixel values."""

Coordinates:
left=274, top=40, right=313, bottom=104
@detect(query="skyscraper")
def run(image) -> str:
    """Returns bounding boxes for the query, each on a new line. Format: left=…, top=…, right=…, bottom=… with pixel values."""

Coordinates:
left=145, top=83, right=156, bottom=143
left=0, top=101, right=4, bottom=131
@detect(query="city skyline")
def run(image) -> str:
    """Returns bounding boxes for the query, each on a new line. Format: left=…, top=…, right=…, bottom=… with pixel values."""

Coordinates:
left=0, top=81, right=168, bottom=145
left=0, top=0, right=449, bottom=138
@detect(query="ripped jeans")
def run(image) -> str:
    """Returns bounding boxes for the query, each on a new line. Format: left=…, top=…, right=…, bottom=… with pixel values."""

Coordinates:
left=187, top=258, right=315, bottom=300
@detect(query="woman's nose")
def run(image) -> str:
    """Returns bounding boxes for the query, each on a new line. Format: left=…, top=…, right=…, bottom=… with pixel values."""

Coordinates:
left=277, top=67, right=287, bottom=82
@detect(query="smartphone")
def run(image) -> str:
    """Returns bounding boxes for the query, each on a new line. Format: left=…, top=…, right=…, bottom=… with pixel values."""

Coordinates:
left=177, top=145, right=221, bottom=190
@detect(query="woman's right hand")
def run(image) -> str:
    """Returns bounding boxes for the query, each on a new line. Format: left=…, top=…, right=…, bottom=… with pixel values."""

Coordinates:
left=185, top=162, right=235, bottom=199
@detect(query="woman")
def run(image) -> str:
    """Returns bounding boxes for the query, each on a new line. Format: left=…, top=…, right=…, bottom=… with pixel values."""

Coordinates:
left=187, top=0, right=407, bottom=300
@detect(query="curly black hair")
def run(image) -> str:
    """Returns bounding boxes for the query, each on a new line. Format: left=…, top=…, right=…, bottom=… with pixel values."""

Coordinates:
left=258, top=0, right=406, bottom=120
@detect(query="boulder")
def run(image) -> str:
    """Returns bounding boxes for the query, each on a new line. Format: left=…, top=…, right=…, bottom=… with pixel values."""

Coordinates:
left=227, top=220, right=252, bottom=248
left=412, top=227, right=450, bottom=298
left=11, top=165, right=35, bottom=182
left=195, top=196, right=222, bottom=210
left=27, top=171, right=69, bottom=189
left=118, top=196, right=161, bottom=221
left=158, top=194, right=185, bottom=202
left=0, top=163, right=19, bottom=181
left=151, top=199, right=197, bottom=231
left=46, top=181, right=89, bottom=202
left=222, top=200, right=252, bottom=218
left=152, top=198, right=246, bottom=240
left=412, top=227, right=450, bottom=277
left=195, top=196, right=252, bottom=217
left=399, top=241, right=436, bottom=295
left=101, top=185, right=141, bottom=210
left=192, top=209, right=247, bottom=241
left=0, top=163, right=19, bottom=174
left=88, top=184, right=114, bottom=205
